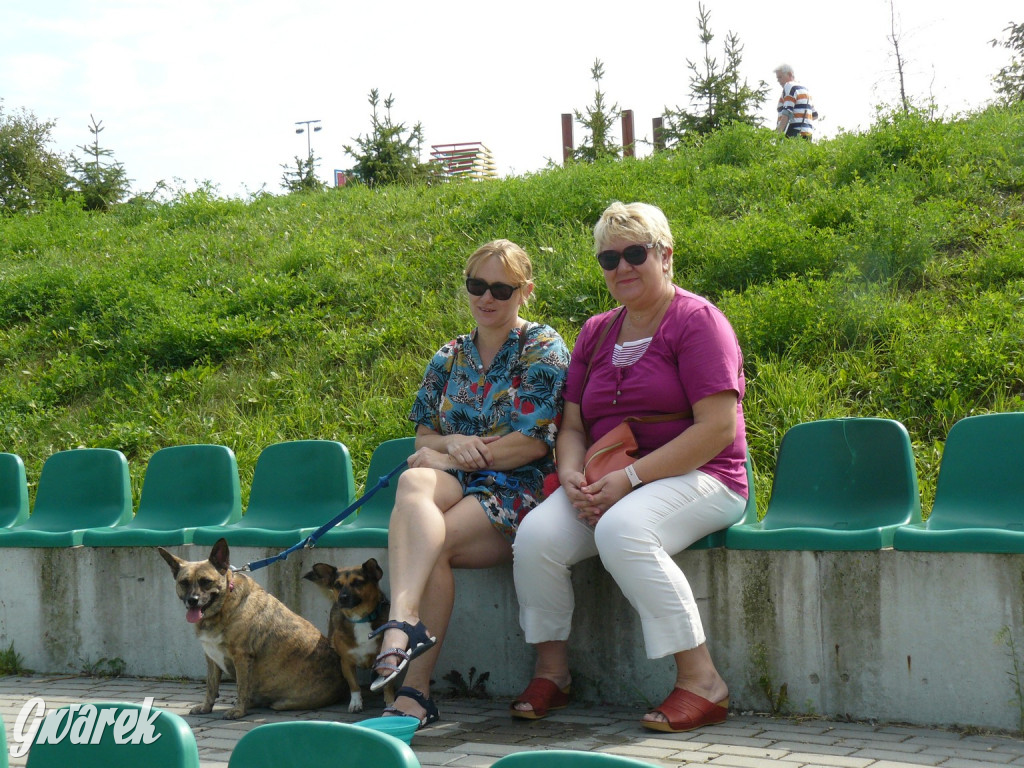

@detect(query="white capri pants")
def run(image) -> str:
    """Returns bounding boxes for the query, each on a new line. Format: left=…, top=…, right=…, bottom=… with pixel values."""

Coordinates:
left=513, top=470, right=745, bottom=660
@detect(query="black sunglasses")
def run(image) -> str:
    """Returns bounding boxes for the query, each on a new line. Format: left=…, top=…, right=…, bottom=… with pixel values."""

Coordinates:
left=465, top=277, right=521, bottom=301
left=597, top=243, right=654, bottom=271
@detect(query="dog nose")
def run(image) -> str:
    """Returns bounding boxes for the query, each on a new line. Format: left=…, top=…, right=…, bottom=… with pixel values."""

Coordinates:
left=186, top=595, right=200, bottom=607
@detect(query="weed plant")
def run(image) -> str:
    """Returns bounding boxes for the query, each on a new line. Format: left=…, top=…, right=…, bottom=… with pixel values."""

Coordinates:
left=0, top=105, right=1022, bottom=516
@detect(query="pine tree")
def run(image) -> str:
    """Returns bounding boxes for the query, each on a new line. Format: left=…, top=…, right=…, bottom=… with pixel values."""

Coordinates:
left=991, top=21, right=1024, bottom=104
left=662, top=3, right=768, bottom=143
left=280, top=154, right=324, bottom=193
left=573, top=59, right=621, bottom=162
left=69, top=115, right=131, bottom=211
left=343, top=90, right=429, bottom=187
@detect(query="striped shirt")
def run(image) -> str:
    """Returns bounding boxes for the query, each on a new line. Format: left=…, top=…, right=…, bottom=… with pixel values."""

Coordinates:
left=778, top=83, right=817, bottom=138
left=612, top=337, right=652, bottom=367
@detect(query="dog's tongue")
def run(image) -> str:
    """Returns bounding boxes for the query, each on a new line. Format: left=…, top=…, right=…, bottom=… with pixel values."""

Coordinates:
left=186, top=607, right=203, bottom=624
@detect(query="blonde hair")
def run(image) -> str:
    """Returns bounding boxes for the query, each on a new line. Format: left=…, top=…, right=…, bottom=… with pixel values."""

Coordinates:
left=593, top=201, right=674, bottom=253
left=464, top=239, right=534, bottom=302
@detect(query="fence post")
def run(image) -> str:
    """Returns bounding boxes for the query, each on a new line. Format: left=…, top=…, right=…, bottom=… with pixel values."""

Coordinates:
left=652, top=117, right=665, bottom=152
left=622, top=110, right=635, bottom=157
left=561, top=113, right=574, bottom=164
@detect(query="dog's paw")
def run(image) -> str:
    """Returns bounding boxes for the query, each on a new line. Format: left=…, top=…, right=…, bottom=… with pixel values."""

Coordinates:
left=189, top=703, right=213, bottom=715
left=222, top=707, right=247, bottom=720
left=348, top=691, right=364, bottom=713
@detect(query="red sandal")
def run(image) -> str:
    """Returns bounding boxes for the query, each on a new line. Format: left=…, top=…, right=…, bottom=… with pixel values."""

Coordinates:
left=641, top=688, right=728, bottom=733
left=509, top=677, right=571, bottom=720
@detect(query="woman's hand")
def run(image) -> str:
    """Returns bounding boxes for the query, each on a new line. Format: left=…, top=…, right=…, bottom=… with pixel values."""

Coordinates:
left=407, top=446, right=457, bottom=471
left=444, top=434, right=500, bottom=471
left=559, top=468, right=631, bottom=526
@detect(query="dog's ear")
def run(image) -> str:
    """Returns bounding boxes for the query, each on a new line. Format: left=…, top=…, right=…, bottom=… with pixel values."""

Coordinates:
left=362, top=558, right=384, bottom=583
left=157, top=547, right=183, bottom=577
left=208, top=538, right=231, bottom=573
left=303, top=563, right=337, bottom=586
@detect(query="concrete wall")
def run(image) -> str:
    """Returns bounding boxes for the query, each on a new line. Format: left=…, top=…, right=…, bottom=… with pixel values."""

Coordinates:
left=0, top=543, right=1021, bottom=732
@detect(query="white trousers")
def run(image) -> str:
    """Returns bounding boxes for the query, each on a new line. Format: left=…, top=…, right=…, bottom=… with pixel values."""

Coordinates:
left=513, top=471, right=745, bottom=659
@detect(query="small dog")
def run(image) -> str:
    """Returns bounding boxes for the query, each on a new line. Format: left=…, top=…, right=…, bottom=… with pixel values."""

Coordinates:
left=158, top=538, right=346, bottom=719
left=303, top=558, right=395, bottom=712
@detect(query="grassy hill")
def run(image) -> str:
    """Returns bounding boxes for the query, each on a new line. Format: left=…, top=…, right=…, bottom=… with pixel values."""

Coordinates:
left=1, top=105, right=1022, bottom=514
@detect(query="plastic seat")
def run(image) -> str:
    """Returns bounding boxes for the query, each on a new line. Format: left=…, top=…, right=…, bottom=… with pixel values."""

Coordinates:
left=491, top=750, right=655, bottom=768
left=316, top=436, right=415, bottom=548
left=687, top=453, right=758, bottom=550
left=192, top=440, right=355, bottom=547
left=0, top=453, right=29, bottom=529
left=725, top=418, right=922, bottom=550
left=1, top=710, right=8, bottom=768
left=25, top=701, right=199, bottom=768
left=0, top=448, right=132, bottom=548
left=82, top=444, right=242, bottom=547
left=894, top=413, right=1024, bottom=552
left=227, top=721, right=420, bottom=768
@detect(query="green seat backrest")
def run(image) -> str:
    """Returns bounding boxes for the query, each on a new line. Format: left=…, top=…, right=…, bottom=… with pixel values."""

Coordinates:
left=926, top=413, right=1024, bottom=530
left=227, top=721, right=420, bottom=768
left=25, top=701, right=199, bottom=768
left=492, top=750, right=655, bottom=768
left=240, top=440, right=356, bottom=528
left=1, top=710, right=8, bottom=768
left=24, top=449, right=132, bottom=532
left=133, top=444, right=242, bottom=527
left=344, top=437, right=415, bottom=530
left=0, top=453, right=29, bottom=529
left=761, top=418, right=920, bottom=531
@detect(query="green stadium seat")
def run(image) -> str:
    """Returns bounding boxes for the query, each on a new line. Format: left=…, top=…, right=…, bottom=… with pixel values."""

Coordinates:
left=192, top=440, right=355, bottom=547
left=25, top=701, right=199, bottom=768
left=725, top=418, right=922, bottom=550
left=316, top=436, right=414, bottom=548
left=687, top=453, right=758, bottom=550
left=0, top=448, right=132, bottom=548
left=894, top=412, right=1024, bottom=553
left=82, top=444, right=242, bottom=547
left=491, top=750, right=655, bottom=768
left=0, top=453, right=29, bottom=529
left=227, top=721, right=420, bottom=768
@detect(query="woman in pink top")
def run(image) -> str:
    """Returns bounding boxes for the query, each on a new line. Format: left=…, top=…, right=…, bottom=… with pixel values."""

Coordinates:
left=511, top=201, right=748, bottom=733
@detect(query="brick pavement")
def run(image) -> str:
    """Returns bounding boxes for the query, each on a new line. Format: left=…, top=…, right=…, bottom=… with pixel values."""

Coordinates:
left=1, top=675, right=1021, bottom=767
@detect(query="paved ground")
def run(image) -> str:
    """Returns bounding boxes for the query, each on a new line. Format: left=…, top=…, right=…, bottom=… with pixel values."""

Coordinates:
left=1, top=675, right=1022, bottom=767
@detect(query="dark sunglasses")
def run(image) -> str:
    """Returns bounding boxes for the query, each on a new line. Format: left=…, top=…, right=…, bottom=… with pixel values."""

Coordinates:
left=465, top=277, right=521, bottom=301
left=596, top=243, right=654, bottom=271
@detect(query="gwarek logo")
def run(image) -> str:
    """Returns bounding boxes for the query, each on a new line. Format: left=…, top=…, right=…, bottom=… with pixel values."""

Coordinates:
left=10, top=696, right=162, bottom=758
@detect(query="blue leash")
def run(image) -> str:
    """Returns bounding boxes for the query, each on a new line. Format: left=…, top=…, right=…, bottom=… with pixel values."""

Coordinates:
left=231, top=459, right=408, bottom=573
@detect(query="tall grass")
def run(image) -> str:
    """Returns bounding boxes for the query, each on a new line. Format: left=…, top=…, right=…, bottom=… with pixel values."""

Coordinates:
left=1, top=105, right=1022, bottom=514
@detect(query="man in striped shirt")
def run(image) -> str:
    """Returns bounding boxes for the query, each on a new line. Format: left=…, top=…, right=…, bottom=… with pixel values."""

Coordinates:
left=774, top=64, right=817, bottom=139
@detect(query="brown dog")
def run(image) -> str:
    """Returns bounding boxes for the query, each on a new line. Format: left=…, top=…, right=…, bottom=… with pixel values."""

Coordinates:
left=303, top=558, right=395, bottom=712
left=158, top=538, right=346, bottom=719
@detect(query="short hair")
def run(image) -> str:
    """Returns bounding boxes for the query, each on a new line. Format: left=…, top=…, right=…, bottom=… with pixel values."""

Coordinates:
left=593, top=201, right=674, bottom=253
left=774, top=63, right=794, bottom=77
left=464, top=239, right=534, bottom=300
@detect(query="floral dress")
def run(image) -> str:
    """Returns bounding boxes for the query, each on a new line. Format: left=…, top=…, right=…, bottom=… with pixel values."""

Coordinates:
left=409, top=322, right=570, bottom=541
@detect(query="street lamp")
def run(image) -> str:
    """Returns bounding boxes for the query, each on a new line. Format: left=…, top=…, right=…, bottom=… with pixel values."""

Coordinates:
left=295, top=119, right=322, bottom=157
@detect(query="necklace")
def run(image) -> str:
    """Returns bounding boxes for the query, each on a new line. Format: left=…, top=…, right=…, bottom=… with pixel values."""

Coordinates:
left=625, top=290, right=673, bottom=331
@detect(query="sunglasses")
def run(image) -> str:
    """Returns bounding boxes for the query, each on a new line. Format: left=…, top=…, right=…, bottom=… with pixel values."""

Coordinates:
left=465, top=277, right=521, bottom=301
left=596, top=243, right=654, bottom=271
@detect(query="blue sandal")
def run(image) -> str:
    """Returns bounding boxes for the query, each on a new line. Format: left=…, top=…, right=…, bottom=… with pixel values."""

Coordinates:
left=382, top=685, right=440, bottom=728
left=368, top=620, right=437, bottom=692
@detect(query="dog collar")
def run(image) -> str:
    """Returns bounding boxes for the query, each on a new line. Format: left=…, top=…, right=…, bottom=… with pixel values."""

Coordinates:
left=348, top=605, right=383, bottom=624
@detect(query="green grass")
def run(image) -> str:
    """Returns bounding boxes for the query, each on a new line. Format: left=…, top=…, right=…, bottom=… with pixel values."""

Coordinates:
left=1, top=104, right=1022, bottom=516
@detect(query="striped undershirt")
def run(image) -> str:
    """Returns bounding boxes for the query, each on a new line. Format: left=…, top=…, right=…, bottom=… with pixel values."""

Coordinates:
left=612, top=337, right=652, bottom=366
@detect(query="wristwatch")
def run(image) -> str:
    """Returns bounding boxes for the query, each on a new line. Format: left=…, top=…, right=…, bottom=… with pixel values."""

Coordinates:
left=624, top=465, right=644, bottom=489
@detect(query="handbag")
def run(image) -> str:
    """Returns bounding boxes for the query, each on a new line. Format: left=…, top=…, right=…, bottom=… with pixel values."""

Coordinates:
left=582, top=418, right=639, bottom=484
left=578, top=308, right=690, bottom=484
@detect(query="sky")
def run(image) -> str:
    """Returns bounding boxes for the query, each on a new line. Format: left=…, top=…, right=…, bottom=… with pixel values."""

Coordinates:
left=1, top=1, right=1018, bottom=199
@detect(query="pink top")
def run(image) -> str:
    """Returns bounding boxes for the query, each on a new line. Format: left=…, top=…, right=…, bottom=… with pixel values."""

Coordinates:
left=565, top=286, right=748, bottom=498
